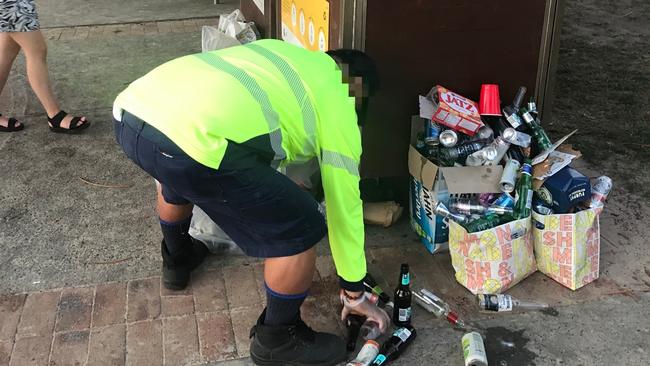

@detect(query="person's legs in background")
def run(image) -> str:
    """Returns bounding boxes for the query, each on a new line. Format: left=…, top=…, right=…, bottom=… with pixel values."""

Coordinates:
left=9, top=30, right=86, bottom=129
left=0, top=33, right=21, bottom=129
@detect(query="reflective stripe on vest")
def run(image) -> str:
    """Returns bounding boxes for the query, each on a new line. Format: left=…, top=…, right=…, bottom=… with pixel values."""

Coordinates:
left=245, top=43, right=317, bottom=155
left=193, top=52, right=286, bottom=162
left=321, top=150, right=359, bottom=177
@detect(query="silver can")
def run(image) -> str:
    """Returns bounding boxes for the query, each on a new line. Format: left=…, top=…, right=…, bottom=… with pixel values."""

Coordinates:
left=502, top=127, right=532, bottom=148
left=465, top=145, right=498, bottom=166
left=475, top=125, right=494, bottom=141
left=425, top=120, right=441, bottom=146
left=434, top=202, right=469, bottom=224
left=439, top=130, right=459, bottom=147
left=486, top=206, right=513, bottom=215
left=449, top=199, right=487, bottom=215
left=461, top=332, right=488, bottom=366
left=485, top=137, right=510, bottom=166
left=500, top=158, right=521, bottom=193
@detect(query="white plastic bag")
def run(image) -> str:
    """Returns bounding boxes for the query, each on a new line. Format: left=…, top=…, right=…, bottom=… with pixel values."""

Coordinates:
left=189, top=206, right=243, bottom=255
left=236, top=22, right=260, bottom=44
left=201, top=9, right=261, bottom=52
left=214, top=9, right=259, bottom=46
left=218, top=9, right=246, bottom=36
left=201, top=26, right=240, bottom=52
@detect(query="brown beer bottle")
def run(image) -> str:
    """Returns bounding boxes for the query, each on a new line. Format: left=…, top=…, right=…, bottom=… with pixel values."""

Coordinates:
left=393, top=264, right=412, bottom=326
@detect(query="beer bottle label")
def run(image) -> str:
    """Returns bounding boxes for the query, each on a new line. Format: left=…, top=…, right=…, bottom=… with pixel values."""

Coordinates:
left=401, top=274, right=410, bottom=285
left=525, top=189, right=533, bottom=210
left=498, top=295, right=513, bottom=311
left=393, top=327, right=412, bottom=342
left=483, top=294, right=513, bottom=311
left=398, top=307, right=411, bottom=322
left=506, top=113, right=523, bottom=129
left=373, top=354, right=387, bottom=365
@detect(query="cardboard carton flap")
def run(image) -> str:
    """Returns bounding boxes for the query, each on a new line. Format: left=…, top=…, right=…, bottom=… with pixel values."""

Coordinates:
left=419, top=95, right=435, bottom=119
left=532, top=129, right=578, bottom=165
left=408, top=145, right=439, bottom=190
left=411, top=116, right=424, bottom=145
left=440, top=165, right=503, bottom=194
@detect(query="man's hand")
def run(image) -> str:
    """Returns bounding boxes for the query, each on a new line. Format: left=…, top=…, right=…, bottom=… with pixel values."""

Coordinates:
left=340, top=290, right=390, bottom=333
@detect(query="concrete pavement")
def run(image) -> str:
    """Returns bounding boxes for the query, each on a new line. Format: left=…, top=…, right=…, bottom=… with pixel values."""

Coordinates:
left=36, top=0, right=238, bottom=28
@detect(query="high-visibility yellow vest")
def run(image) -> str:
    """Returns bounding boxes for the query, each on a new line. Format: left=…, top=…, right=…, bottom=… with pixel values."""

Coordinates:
left=114, top=39, right=366, bottom=285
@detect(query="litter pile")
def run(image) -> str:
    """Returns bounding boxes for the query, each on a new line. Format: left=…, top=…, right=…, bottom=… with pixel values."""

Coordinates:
left=343, top=83, right=615, bottom=365
left=410, top=83, right=611, bottom=293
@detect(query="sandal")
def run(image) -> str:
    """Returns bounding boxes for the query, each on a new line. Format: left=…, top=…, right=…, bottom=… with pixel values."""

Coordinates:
left=0, top=113, right=23, bottom=133
left=47, top=110, right=90, bottom=134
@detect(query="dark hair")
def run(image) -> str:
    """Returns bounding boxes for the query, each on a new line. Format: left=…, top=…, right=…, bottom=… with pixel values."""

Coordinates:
left=326, top=49, right=379, bottom=96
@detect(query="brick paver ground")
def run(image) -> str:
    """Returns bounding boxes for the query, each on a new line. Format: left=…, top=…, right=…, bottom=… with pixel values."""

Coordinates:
left=0, top=257, right=344, bottom=366
left=2, top=242, right=630, bottom=365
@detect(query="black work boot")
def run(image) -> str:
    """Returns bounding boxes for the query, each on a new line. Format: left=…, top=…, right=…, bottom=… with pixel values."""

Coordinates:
left=161, top=238, right=208, bottom=290
left=249, top=309, right=346, bottom=366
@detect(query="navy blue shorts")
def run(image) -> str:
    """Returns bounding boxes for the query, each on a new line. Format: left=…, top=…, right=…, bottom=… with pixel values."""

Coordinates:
left=114, top=111, right=327, bottom=258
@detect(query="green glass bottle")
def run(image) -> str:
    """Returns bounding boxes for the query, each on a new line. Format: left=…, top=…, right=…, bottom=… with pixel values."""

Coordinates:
left=521, top=108, right=553, bottom=152
left=463, top=214, right=513, bottom=233
left=513, top=161, right=533, bottom=219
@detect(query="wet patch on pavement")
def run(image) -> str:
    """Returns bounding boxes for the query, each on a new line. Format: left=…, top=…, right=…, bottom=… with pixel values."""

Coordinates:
left=484, top=327, right=537, bottom=366
left=541, top=307, right=560, bottom=317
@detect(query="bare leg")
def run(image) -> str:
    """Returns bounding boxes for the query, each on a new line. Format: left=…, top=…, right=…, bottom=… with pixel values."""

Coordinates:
left=156, top=184, right=203, bottom=291
left=156, top=183, right=193, bottom=222
left=9, top=30, right=85, bottom=128
left=264, top=247, right=316, bottom=295
left=0, top=34, right=21, bottom=128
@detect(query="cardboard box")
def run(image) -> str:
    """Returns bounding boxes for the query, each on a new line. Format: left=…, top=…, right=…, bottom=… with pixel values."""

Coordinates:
left=408, top=117, right=504, bottom=254
left=532, top=208, right=600, bottom=290
left=419, top=85, right=484, bottom=136
left=448, top=217, right=537, bottom=294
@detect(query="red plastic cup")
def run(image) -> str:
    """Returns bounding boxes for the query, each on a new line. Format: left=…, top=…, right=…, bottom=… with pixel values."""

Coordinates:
left=479, top=84, right=502, bottom=116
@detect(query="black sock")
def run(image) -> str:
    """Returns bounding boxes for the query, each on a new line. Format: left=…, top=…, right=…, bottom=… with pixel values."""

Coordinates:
left=160, top=215, right=193, bottom=256
left=264, top=283, right=308, bottom=326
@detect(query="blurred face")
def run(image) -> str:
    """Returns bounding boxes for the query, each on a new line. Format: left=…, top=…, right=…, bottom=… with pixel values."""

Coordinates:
left=341, top=64, right=369, bottom=126
left=341, top=65, right=367, bottom=106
